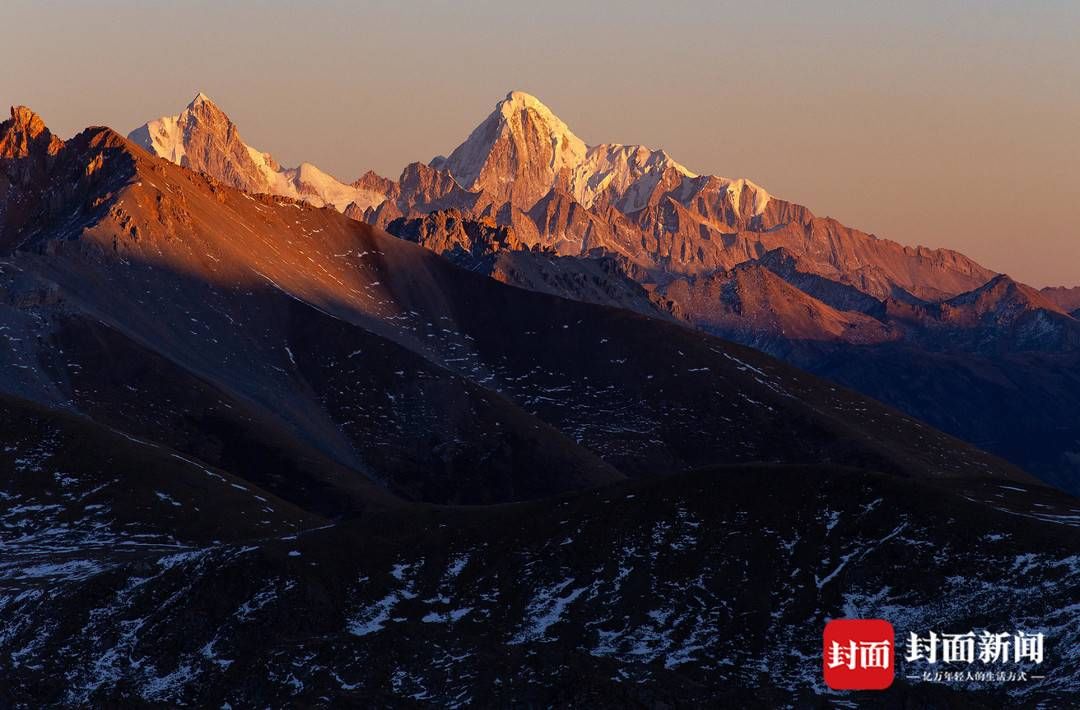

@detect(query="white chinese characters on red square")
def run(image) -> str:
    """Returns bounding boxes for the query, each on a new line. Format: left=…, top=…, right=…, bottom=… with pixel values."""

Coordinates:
left=823, top=619, right=895, bottom=690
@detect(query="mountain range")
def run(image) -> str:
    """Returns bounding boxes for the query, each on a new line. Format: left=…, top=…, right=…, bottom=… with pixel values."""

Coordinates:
left=130, top=92, right=1080, bottom=494
left=0, top=96, right=1077, bottom=705
left=133, top=92, right=997, bottom=300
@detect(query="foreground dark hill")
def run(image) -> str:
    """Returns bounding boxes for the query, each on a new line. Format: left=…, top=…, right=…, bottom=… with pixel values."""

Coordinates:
left=2, top=432, right=1078, bottom=705
left=0, top=106, right=1034, bottom=512
left=1, top=386, right=1078, bottom=705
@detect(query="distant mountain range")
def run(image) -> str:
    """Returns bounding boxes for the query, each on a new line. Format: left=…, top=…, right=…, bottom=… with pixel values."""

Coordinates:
left=134, top=91, right=999, bottom=302
left=129, top=92, right=1080, bottom=493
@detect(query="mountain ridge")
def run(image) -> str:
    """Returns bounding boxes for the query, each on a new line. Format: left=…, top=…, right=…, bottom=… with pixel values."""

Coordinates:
left=128, top=92, right=1004, bottom=301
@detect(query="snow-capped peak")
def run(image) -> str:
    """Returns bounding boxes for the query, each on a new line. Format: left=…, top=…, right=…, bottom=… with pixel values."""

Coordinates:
left=130, top=94, right=223, bottom=166
left=432, top=90, right=587, bottom=195
left=497, top=91, right=586, bottom=151
left=129, top=96, right=394, bottom=213
left=431, top=90, right=766, bottom=215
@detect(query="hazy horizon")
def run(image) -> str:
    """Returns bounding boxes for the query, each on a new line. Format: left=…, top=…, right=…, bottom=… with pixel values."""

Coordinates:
left=3, top=0, right=1077, bottom=286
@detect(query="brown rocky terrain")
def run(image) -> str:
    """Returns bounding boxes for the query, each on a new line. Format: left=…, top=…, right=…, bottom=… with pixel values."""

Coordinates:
left=0, top=106, right=66, bottom=251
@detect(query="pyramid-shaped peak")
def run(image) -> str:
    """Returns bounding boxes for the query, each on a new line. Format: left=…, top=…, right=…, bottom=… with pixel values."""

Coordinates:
left=435, top=91, right=587, bottom=196
left=2, top=105, right=63, bottom=159
left=502, top=90, right=548, bottom=109
left=10, top=105, right=45, bottom=128
left=496, top=90, right=575, bottom=132
left=188, top=92, right=216, bottom=108
left=6, top=106, right=57, bottom=142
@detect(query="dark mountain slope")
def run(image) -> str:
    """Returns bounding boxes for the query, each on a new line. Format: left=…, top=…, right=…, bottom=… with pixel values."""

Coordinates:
left=2, top=460, right=1077, bottom=706
left=0, top=391, right=327, bottom=547
left=377, top=209, right=1080, bottom=493
left=805, top=343, right=1080, bottom=494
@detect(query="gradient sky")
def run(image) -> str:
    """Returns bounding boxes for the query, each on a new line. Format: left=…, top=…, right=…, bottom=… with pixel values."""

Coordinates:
left=3, top=0, right=1077, bottom=286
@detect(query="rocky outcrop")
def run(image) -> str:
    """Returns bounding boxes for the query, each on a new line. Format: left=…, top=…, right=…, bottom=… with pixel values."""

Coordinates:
left=1, top=106, right=67, bottom=249
left=2, top=108, right=140, bottom=253
left=385, top=209, right=517, bottom=264
left=654, top=263, right=898, bottom=350
left=0, top=105, right=63, bottom=162
left=1041, top=285, right=1080, bottom=313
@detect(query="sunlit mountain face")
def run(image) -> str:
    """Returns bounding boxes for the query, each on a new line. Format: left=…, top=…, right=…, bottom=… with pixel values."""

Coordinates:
left=0, top=93, right=1076, bottom=706
left=133, top=92, right=1080, bottom=495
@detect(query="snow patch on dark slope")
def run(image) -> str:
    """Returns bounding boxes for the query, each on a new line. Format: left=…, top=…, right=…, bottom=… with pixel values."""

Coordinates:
left=2, top=466, right=1078, bottom=706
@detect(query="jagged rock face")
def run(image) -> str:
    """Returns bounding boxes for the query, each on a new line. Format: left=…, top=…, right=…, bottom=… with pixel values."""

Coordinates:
left=394, top=162, right=475, bottom=214
left=1, top=106, right=67, bottom=249
left=130, top=94, right=392, bottom=211
left=0, top=106, right=64, bottom=162
left=1041, top=285, right=1080, bottom=313
left=525, top=188, right=629, bottom=257
left=1, top=110, right=137, bottom=253
left=574, top=144, right=697, bottom=212
left=386, top=209, right=518, bottom=263
left=630, top=172, right=776, bottom=231
left=363, top=162, right=482, bottom=228
left=129, top=93, right=274, bottom=195
left=352, top=169, right=396, bottom=196
left=431, top=91, right=589, bottom=209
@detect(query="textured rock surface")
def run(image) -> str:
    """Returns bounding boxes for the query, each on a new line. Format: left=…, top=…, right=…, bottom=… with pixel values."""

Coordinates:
left=130, top=94, right=389, bottom=211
